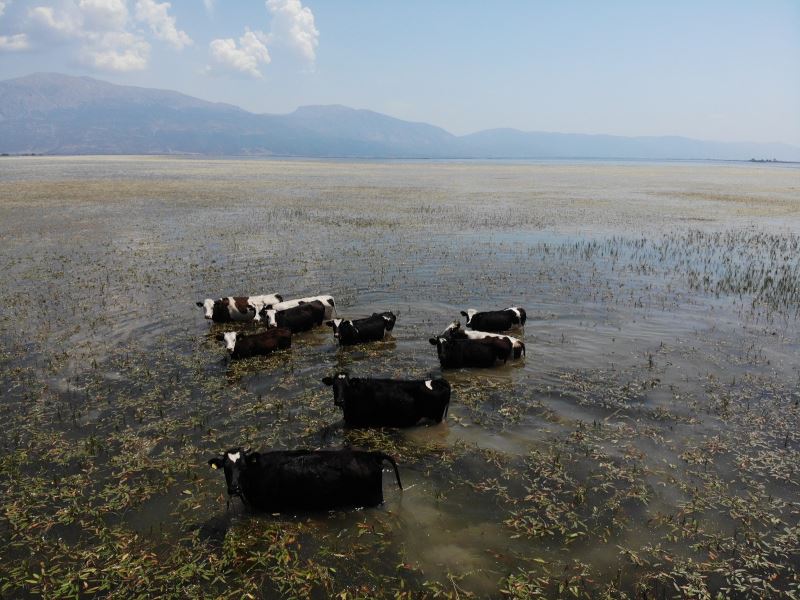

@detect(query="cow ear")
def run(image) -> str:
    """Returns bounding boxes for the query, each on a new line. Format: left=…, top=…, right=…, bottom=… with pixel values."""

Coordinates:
left=321, top=376, right=334, bottom=386
left=196, top=301, right=204, bottom=307
left=460, top=311, right=468, bottom=317
left=275, top=294, right=283, bottom=302
left=208, top=457, right=223, bottom=470
left=214, top=332, right=224, bottom=342
left=325, top=321, right=334, bottom=327
left=428, top=338, right=438, bottom=345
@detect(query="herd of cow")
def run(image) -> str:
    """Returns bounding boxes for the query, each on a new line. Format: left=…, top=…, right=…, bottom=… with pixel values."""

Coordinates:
left=198, top=293, right=527, bottom=512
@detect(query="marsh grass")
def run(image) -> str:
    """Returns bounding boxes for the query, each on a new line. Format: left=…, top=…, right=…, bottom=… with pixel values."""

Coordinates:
left=1, top=157, right=799, bottom=598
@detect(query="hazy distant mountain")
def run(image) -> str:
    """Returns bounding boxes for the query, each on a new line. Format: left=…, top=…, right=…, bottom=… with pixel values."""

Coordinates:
left=1, top=73, right=798, bottom=160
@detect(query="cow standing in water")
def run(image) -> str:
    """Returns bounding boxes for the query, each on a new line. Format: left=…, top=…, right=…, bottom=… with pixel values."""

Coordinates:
left=208, top=447, right=403, bottom=511
left=442, top=321, right=525, bottom=359
left=197, top=294, right=282, bottom=323
left=460, top=307, right=526, bottom=332
left=326, top=312, right=397, bottom=345
left=219, top=328, right=292, bottom=359
left=429, top=335, right=512, bottom=368
left=256, top=295, right=337, bottom=321
left=322, top=372, right=450, bottom=427
left=260, top=300, right=326, bottom=333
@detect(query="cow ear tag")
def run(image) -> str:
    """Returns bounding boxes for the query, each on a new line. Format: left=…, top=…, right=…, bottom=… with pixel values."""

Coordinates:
left=211, top=463, right=218, bottom=469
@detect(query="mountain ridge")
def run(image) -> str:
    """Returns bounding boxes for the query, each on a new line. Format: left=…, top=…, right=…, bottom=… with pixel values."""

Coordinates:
left=2, top=73, right=798, bottom=160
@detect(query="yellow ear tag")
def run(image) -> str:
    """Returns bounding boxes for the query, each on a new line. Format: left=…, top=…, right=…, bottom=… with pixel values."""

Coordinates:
left=211, top=463, right=218, bottom=469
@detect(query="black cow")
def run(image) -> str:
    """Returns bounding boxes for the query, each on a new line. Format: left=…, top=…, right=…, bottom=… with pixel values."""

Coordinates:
left=326, top=312, right=397, bottom=346
left=321, top=372, right=450, bottom=427
left=460, top=307, right=527, bottom=332
left=429, top=335, right=512, bottom=369
left=442, top=321, right=526, bottom=359
left=219, top=328, right=292, bottom=359
left=261, top=300, right=326, bottom=333
left=208, top=448, right=403, bottom=511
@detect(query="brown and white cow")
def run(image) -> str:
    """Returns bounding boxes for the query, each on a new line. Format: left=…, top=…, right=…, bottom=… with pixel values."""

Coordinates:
left=197, top=293, right=282, bottom=323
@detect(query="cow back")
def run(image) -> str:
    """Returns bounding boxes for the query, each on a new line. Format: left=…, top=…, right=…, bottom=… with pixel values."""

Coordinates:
left=340, top=379, right=420, bottom=427
left=338, top=315, right=389, bottom=345
left=242, top=450, right=385, bottom=510
left=469, top=311, right=515, bottom=332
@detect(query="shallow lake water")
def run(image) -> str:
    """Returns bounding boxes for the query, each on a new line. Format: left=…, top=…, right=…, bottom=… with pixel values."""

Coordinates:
left=1, top=156, right=799, bottom=598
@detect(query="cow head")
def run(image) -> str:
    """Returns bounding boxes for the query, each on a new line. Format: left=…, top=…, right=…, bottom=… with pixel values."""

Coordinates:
left=261, top=309, right=278, bottom=328
left=325, top=319, right=345, bottom=338
left=197, top=298, right=215, bottom=319
left=459, top=309, right=477, bottom=326
left=222, top=332, right=237, bottom=352
left=321, top=371, right=349, bottom=406
left=208, top=447, right=251, bottom=498
left=376, top=312, right=397, bottom=331
left=442, top=321, right=462, bottom=336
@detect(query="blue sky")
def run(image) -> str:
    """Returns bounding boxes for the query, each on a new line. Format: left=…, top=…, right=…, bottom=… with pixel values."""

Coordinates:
left=1, top=1, right=798, bottom=144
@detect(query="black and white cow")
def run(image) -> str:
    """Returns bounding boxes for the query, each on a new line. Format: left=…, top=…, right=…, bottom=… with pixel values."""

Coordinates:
left=428, top=335, right=512, bottom=369
left=321, top=372, right=450, bottom=427
left=326, top=312, right=397, bottom=346
left=219, top=327, right=292, bottom=359
left=442, top=321, right=526, bottom=359
left=256, top=295, right=336, bottom=321
left=208, top=447, right=403, bottom=511
left=261, top=300, right=326, bottom=333
left=460, top=307, right=526, bottom=332
left=197, top=294, right=282, bottom=323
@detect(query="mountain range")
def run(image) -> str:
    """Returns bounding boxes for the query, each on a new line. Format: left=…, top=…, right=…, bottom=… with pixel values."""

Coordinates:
left=1, top=73, right=798, bottom=161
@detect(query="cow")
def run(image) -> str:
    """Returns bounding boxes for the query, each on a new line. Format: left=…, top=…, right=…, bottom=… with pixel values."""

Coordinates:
left=197, top=294, right=282, bottom=323
left=442, top=321, right=526, bottom=359
left=460, top=307, right=527, bottom=332
left=208, top=447, right=403, bottom=511
left=428, top=335, right=512, bottom=369
left=321, top=372, right=450, bottom=427
left=326, top=312, right=397, bottom=346
left=218, top=327, right=292, bottom=359
left=255, top=295, right=336, bottom=321
left=260, top=300, right=326, bottom=333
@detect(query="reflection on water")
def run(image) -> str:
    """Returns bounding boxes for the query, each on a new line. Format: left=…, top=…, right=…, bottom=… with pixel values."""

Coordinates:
left=1, top=157, right=799, bottom=596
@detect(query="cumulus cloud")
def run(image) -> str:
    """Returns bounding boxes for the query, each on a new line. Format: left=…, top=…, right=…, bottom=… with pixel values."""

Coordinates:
left=208, top=29, right=270, bottom=78
left=28, top=5, right=83, bottom=37
left=78, top=0, right=128, bottom=31
left=266, top=0, right=318, bottom=63
left=0, top=33, right=29, bottom=51
left=82, top=30, right=149, bottom=71
left=134, top=0, right=191, bottom=49
left=23, top=0, right=192, bottom=70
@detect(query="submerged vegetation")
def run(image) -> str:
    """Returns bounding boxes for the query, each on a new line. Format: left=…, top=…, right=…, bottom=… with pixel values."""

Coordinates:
left=1, top=157, right=799, bottom=598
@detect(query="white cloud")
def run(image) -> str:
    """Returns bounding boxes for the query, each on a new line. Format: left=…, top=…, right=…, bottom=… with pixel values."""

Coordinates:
left=82, top=30, right=149, bottom=71
left=202, top=0, right=213, bottom=14
left=208, top=29, right=270, bottom=78
left=78, top=0, right=128, bottom=31
left=0, top=1, right=9, bottom=18
left=28, top=5, right=83, bottom=37
left=134, top=0, right=191, bottom=50
left=265, top=0, right=318, bottom=64
left=0, top=33, right=29, bottom=51
left=28, top=2, right=152, bottom=71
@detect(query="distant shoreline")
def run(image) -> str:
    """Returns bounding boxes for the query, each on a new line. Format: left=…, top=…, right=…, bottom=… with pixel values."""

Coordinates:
left=2, top=153, right=800, bottom=165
